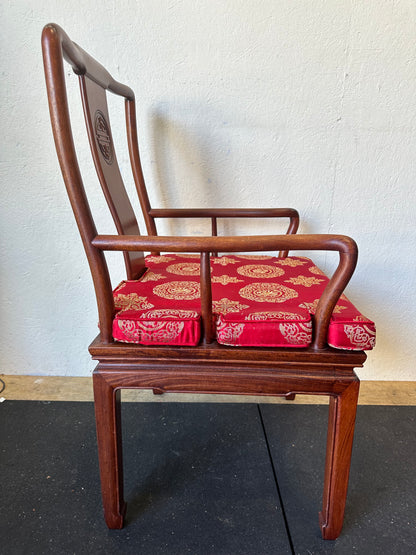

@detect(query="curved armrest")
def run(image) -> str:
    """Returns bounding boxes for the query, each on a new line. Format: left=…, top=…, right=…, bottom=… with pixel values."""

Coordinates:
left=149, top=207, right=298, bottom=222
left=149, top=208, right=299, bottom=218
left=149, top=208, right=299, bottom=257
left=92, top=233, right=357, bottom=350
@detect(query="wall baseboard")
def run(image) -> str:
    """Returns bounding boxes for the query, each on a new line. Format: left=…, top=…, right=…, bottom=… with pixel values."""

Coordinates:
left=1, top=375, right=415, bottom=405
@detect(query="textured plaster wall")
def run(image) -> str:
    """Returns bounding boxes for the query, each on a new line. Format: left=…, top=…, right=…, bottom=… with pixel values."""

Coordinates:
left=1, top=1, right=415, bottom=379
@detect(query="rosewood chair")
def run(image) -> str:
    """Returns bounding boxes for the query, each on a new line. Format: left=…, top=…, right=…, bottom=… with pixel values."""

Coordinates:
left=42, top=23, right=375, bottom=540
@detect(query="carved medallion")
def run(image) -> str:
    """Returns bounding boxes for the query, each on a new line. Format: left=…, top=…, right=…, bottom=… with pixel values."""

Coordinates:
left=94, top=110, right=114, bottom=165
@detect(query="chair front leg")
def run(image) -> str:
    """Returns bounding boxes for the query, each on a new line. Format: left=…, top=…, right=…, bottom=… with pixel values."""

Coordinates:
left=319, top=378, right=360, bottom=540
left=93, top=369, right=126, bottom=529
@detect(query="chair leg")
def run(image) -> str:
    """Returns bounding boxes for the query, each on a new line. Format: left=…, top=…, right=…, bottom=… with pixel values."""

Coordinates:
left=93, top=370, right=126, bottom=529
left=319, top=379, right=359, bottom=540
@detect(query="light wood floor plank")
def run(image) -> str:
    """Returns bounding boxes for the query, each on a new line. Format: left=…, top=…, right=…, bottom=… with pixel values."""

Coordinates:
left=1, top=375, right=415, bottom=405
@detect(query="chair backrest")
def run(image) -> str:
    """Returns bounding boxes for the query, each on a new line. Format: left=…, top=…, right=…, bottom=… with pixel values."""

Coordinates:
left=42, top=23, right=152, bottom=342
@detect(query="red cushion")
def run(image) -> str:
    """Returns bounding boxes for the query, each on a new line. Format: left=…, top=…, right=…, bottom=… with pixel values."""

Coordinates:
left=112, top=254, right=375, bottom=350
left=112, top=277, right=200, bottom=346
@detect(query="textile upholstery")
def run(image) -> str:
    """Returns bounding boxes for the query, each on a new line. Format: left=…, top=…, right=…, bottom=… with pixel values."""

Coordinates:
left=112, top=254, right=376, bottom=350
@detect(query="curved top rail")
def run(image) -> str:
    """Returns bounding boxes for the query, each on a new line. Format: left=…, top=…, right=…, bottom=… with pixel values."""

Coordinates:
left=42, top=23, right=134, bottom=99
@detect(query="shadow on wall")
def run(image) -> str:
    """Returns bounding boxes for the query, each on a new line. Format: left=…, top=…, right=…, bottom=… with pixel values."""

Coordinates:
left=145, top=103, right=385, bottom=360
left=148, top=102, right=293, bottom=238
left=150, top=103, right=232, bottom=225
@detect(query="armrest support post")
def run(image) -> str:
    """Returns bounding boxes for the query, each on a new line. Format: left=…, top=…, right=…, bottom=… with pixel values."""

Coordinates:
left=211, top=217, right=218, bottom=257
left=200, top=252, right=214, bottom=343
left=312, top=251, right=357, bottom=350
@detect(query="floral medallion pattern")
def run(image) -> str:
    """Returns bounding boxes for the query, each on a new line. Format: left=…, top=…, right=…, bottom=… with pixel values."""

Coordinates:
left=284, top=275, right=325, bottom=287
left=237, top=264, right=285, bottom=279
left=212, top=275, right=243, bottom=285
left=239, top=282, right=298, bottom=303
left=279, top=321, right=313, bottom=345
left=309, top=266, right=326, bottom=276
left=166, top=262, right=201, bottom=276
left=140, top=271, right=166, bottom=282
left=237, top=254, right=273, bottom=260
left=275, top=258, right=307, bottom=267
left=138, top=309, right=199, bottom=319
left=153, top=281, right=200, bottom=300
left=145, top=255, right=175, bottom=264
left=341, top=324, right=376, bottom=350
left=245, top=311, right=304, bottom=321
left=118, top=319, right=186, bottom=343
left=212, top=256, right=238, bottom=266
left=216, top=320, right=245, bottom=345
left=299, top=299, right=347, bottom=314
left=212, top=298, right=249, bottom=315
left=114, top=293, right=154, bottom=313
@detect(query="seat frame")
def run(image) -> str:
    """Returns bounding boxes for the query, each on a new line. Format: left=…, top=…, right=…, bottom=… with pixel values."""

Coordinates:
left=42, top=23, right=366, bottom=540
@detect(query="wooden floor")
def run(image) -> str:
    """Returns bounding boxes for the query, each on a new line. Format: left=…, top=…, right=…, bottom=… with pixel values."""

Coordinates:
left=1, top=375, right=415, bottom=404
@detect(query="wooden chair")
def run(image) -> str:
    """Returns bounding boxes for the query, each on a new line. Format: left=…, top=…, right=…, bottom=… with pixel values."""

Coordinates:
left=42, top=23, right=375, bottom=540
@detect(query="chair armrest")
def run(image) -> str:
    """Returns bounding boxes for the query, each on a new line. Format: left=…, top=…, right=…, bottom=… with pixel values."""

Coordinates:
left=149, top=208, right=299, bottom=258
left=149, top=207, right=298, bottom=221
left=92, top=233, right=358, bottom=350
left=92, top=233, right=353, bottom=254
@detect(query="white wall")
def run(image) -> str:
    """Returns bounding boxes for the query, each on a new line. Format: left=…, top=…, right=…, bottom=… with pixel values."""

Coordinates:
left=1, top=1, right=415, bottom=379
